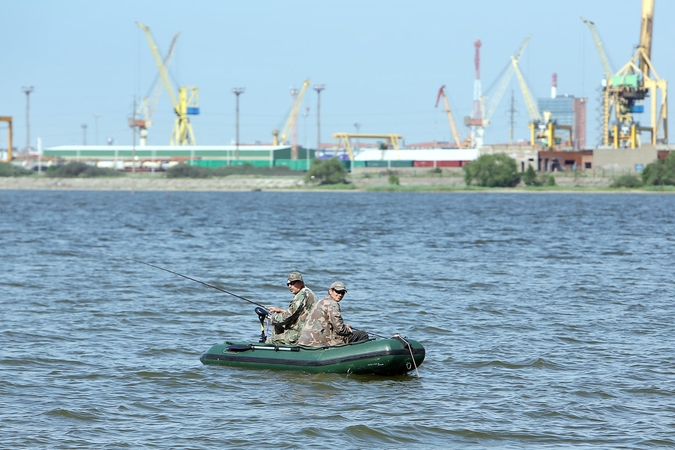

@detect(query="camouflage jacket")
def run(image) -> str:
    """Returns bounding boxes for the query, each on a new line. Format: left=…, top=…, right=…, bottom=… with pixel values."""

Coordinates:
left=268, top=287, right=316, bottom=345
left=296, top=295, right=352, bottom=347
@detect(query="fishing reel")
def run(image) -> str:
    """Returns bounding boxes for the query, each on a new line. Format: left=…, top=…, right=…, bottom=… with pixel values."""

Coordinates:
left=255, top=307, right=270, bottom=343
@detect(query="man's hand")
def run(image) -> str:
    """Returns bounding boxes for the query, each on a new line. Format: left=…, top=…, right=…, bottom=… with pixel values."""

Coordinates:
left=268, top=307, right=285, bottom=314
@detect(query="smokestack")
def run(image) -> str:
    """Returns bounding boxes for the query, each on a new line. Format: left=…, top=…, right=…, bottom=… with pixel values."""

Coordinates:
left=551, top=73, right=557, bottom=99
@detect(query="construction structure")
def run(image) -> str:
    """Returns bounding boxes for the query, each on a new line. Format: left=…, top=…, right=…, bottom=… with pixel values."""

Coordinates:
left=468, top=39, right=483, bottom=148
left=331, top=133, right=403, bottom=161
left=136, top=22, right=200, bottom=146
left=435, top=85, right=463, bottom=148
left=584, top=0, right=667, bottom=148
left=131, top=32, right=180, bottom=146
left=0, top=116, right=12, bottom=162
left=272, top=79, right=310, bottom=160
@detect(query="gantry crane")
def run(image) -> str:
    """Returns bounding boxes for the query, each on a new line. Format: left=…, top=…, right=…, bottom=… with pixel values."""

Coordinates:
left=511, top=56, right=572, bottom=147
left=131, top=32, right=180, bottom=146
left=435, top=85, right=462, bottom=148
left=272, top=79, right=310, bottom=147
left=596, top=0, right=667, bottom=148
left=136, top=22, right=200, bottom=146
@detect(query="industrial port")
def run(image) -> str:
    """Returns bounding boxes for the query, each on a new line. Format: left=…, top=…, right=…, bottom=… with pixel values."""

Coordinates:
left=1, top=0, right=671, bottom=175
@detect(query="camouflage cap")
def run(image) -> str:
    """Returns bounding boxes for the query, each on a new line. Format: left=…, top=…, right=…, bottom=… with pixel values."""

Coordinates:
left=288, top=271, right=303, bottom=283
left=329, top=281, right=347, bottom=292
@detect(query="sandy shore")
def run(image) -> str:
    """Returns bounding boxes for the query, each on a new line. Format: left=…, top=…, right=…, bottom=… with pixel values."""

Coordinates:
left=0, top=172, right=616, bottom=191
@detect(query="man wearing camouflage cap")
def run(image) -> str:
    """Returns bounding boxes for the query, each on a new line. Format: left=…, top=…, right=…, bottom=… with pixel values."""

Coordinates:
left=297, top=281, right=368, bottom=347
left=266, top=271, right=317, bottom=345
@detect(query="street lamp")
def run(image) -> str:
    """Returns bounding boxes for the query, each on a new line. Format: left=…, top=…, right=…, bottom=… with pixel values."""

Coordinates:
left=302, top=107, right=310, bottom=169
left=313, top=84, right=325, bottom=154
left=232, top=87, right=245, bottom=160
left=22, top=86, right=34, bottom=156
left=354, top=122, right=360, bottom=152
left=81, top=124, right=88, bottom=145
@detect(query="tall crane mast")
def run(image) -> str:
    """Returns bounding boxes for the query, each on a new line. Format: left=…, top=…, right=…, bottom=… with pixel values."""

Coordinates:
left=132, top=32, right=180, bottom=146
left=435, top=85, right=462, bottom=148
left=272, top=79, right=311, bottom=148
left=600, top=0, right=666, bottom=148
left=470, top=39, right=483, bottom=148
left=136, top=22, right=200, bottom=146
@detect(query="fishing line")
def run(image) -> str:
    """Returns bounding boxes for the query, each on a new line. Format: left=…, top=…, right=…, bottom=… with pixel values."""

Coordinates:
left=103, top=252, right=267, bottom=309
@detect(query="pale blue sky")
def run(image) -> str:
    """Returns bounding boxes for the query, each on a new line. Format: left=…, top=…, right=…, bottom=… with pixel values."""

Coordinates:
left=2, top=0, right=672, bottom=149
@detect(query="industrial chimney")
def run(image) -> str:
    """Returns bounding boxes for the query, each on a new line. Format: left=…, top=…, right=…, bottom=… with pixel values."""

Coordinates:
left=551, top=73, right=557, bottom=99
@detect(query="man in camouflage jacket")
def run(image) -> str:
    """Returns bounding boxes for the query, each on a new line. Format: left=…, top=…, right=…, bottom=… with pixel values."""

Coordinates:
left=297, top=281, right=367, bottom=347
left=266, top=271, right=317, bottom=345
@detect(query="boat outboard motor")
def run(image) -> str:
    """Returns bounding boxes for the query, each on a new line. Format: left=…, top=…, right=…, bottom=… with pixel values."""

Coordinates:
left=255, top=307, right=270, bottom=343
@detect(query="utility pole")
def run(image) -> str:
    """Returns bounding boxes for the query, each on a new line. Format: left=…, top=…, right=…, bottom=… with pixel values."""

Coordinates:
left=313, top=84, right=325, bottom=153
left=81, top=124, right=88, bottom=145
left=22, top=86, right=34, bottom=156
left=232, top=87, right=245, bottom=160
left=302, top=107, right=310, bottom=167
left=509, top=90, right=517, bottom=145
left=93, top=113, right=100, bottom=145
left=290, top=87, right=299, bottom=159
left=354, top=122, right=360, bottom=152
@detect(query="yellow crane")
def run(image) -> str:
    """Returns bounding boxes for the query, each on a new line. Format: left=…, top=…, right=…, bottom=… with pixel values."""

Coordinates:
left=511, top=56, right=572, bottom=147
left=272, top=79, right=310, bottom=148
left=435, top=85, right=462, bottom=148
left=580, top=17, right=614, bottom=82
left=482, top=36, right=531, bottom=127
left=600, top=0, right=667, bottom=148
left=136, top=22, right=199, bottom=146
left=132, top=32, right=180, bottom=146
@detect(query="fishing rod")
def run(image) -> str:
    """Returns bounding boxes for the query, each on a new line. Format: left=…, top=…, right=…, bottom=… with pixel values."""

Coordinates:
left=104, top=253, right=268, bottom=310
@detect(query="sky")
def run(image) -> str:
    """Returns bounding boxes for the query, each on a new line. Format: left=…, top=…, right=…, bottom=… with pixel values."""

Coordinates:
left=2, top=0, right=673, bottom=150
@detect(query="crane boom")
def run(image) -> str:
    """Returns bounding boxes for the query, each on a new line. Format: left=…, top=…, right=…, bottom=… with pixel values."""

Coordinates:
left=483, top=36, right=531, bottom=125
left=639, top=0, right=654, bottom=77
left=511, top=55, right=541, bottom=122
left=273, top=79, right=310, bottom=145
left=581, top=17, right=614, bottom=81
left=435, top=85, right=461, bottom=148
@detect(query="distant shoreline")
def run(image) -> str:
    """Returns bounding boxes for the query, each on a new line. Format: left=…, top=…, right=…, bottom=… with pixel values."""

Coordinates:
left=0, top=174, right=671, bottom=193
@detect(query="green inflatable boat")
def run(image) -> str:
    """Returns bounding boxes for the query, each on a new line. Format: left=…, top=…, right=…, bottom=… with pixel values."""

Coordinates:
left=200, top=335, right=425, bottom=376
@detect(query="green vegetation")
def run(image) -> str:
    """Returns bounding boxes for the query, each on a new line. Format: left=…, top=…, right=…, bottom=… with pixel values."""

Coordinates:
left=388, top=174, right=400, bottom=185
left=462, top=154, right=520, bottom=187
left=166, top=163, right=295, bottom=178
left=522, top=165, right=541, bottom=186
left=305, top=158, right=348, bottom=185
left=547, top=175, right=556, bottom=186
left=0, top=162, right=34, bottom=177
left=641, top=152, right=675, bottom=186
left=45, top=162, right=123, bottom=178
left=611, top=174, right=643, bottom=188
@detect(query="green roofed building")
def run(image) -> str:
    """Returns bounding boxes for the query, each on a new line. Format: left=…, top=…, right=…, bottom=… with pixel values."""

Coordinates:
left=42, top=145, right=316, bottom=171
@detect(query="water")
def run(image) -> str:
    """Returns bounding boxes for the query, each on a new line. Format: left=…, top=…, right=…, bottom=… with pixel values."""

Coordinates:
left=2, top=190, right=675, bottom=448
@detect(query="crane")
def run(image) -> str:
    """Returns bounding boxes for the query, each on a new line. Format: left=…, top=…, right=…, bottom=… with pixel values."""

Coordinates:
left=482, top=35, right=531, bottom=127
left=511, top=57, right=572, bottom=148
left=601, top=0, right=666, bottom=148
left=136, top=22, right=199, bottom=146
left=272, top=79, right=310, bottom=147
left=132, top=32, right=180, bottom=146
left=580, top=17, right=614, bottom=83
left=435, top=85, right=462, bottom=148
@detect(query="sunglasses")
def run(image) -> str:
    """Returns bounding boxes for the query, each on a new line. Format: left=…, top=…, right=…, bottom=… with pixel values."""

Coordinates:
left=332, top=290, right=347, bottom=295
left=287, top=280, right=299, bottom=286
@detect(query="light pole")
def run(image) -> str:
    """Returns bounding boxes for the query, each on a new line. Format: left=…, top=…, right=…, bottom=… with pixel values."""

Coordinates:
left=302, top=107, right=310, bottom=169
left=354, top=122, right=360, bottom=152
left=22, top=86, right=34, bottom=156
left=313, top=84, right=325, bottom=154
left=93, top=113, right=100, bottom=145
left=232, top=87, right=245, bottom=160
left=290, top=87, right=299, bottom=159
left=81, top=124, right=88, bottom=145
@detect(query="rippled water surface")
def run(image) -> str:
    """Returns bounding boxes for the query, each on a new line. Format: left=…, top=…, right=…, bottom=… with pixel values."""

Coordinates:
left=2, top=190, right=675, bottom=448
